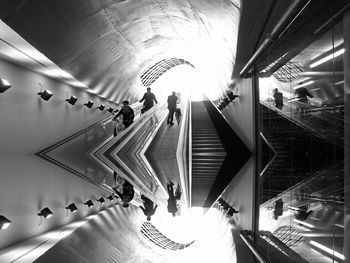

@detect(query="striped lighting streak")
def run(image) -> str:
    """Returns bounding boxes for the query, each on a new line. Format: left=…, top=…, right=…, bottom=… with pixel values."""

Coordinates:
left=292, top=80, right=314, bottom=90
left=295, top=225, right=311, bottom=232
left=309, top=48, right=345, bottom=68
left=309, top=240, right=345, bottom=260
left=293, top=219, right=315, bottom=228
left=334, top=80, right=344, bottom=86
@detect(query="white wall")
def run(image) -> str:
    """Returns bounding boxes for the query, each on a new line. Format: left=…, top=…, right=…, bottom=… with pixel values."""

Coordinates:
left=220, top=77, right=256, bottom=230
left=221, top=158, right=255, bottom=230
left=221, top=78, right=254, bottom=151
left=0, top=59, right=116, bottom=249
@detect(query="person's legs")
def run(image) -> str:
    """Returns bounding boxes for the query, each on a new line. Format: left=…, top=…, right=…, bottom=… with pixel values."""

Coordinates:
left=167, top=183, right=174, bottom=198
left=168, top=109, right=175, bottom=124
left=167, top=110, right=172, bottom=124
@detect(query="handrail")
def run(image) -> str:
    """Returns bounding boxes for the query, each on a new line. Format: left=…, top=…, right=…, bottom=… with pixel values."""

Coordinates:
left=188, top=99, right=192, bottom=207
left=239, top=231, right=270, bottom=263
left=240, top=0, right=311, bottom=77
left=176, top=100, right=190, bottom=208
left=202, top=96, right=251, bottom=155
left=200, top=97, right=251, bottom=207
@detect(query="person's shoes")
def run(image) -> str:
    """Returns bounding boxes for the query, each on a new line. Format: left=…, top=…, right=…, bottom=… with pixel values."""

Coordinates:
left=169, top=182, right=174, bottom=186
left=170, top=123, right=174, bottom=126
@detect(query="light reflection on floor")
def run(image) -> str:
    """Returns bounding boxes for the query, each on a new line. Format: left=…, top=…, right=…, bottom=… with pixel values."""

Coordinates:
left=149, top=207, right=237, bottom=263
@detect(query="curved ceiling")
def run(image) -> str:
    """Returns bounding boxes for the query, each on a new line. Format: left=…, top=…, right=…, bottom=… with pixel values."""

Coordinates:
left=0, top=0, right=240, bottom=103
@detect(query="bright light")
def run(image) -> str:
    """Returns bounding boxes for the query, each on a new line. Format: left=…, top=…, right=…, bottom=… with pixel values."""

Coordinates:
left=0, top=79, right=10, bottom=87
left=293, top=219, right=315, bottom=228
left=293, top=77, right=311, bottom=83
left=1, top=222, right=10, bottom=230
left=45, top=214, right=53, bottom=219
left=68, top=80, right=88, bottom=88
left=334, top=80, right=344, bottom=86
left=309, top=240, right=345, bottom=260
left=292, top=80, right=314, bottom=90
left=309, top=48, right=345, bottom=68
left=295, top=225, right=311, bottom=232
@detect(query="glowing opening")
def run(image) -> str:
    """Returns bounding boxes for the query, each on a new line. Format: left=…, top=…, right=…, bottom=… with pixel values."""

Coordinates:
left=150, top=65, right=222, bottom=102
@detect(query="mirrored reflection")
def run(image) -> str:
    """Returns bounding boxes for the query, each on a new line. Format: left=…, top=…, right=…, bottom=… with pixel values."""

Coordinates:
left=258, top=19, right=346, bottom=263
left=45, top=118, right=115, bottom=186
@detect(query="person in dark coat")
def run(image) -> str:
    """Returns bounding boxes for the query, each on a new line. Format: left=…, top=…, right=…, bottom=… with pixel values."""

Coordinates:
left=140, top=87, right=158, bottom=113
left=113, top=180, right=135, bottom=208
left=294, top=86, right=313, bottom=103
left=273, top=198, right=284, bottom=220
left=139, top=195, right=158, bottom=221
left=273, top=88, right=283, bottom=110
left=167, top=91, right=178, bottom=125
left=167, top=182, right=177, bottom=216
left=295, top=205, right=313, bottom=221
left=227, top=207, right=239, bottom=217
left=174, top=183, right=182, bottom=200
left=294, top=86, right=313, bottom=115
left=112, top=101, right=134, bottom=135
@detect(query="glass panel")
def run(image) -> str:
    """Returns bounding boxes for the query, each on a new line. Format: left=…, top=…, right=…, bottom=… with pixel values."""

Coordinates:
left=258, top=15, right=345, bottom=263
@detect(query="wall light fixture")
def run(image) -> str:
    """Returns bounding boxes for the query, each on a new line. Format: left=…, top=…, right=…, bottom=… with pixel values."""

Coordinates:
left=66, top=203, right=78, bottom=213
left=0, top=215, right=11, bottom=230
left=38, top=207, right=53, bottom=219
left=0, top=78, right=11, bottom=93
left=66, top=95, right=78, bottom=105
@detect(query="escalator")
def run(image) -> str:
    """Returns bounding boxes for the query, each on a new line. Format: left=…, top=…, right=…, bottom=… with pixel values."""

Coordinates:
left=191, top=100, right=251, bottom=207
left=260, top=104, right=344, bottom=203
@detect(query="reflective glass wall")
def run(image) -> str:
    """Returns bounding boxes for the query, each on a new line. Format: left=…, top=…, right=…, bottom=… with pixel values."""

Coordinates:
left=257, top=11, right=348, bottom=263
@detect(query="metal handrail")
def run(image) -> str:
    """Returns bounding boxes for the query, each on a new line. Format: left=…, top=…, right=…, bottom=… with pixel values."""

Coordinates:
left=240, top=0, right=311, bottom=77
left=176, top=99, right=190, bottom=208
left=239, top=231, right=270, bottom=263
left=188, top=99, right=192, bottom=207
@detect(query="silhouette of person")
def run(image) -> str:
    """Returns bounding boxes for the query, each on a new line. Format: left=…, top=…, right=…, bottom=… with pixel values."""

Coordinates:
left=139, top=195, right=158, bottom=221
left=167, top=182, right=177, bottom=216
left=273, top=88, right=283, bottom=110
left=113, top=180, right=134, bottom=208
left=227, top=207, right=238, bottom=217
left=294, top=86, right=313, bottom=115
left=174, top=183, right=182, bottom=200
left=295, top=205, right=313, bottom=221
left=273, top=198, right=284, bottom=220
left=167, top=91, right=178, bottom=125
left=140, top=87, right=158, bottom=113
left=113, top=100, right=134, bottom=128
left=112, top=100, right=134, bottom=136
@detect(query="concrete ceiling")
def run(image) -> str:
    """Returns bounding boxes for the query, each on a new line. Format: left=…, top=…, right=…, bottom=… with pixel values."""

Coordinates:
left=0, top=0, right=240, bottom=103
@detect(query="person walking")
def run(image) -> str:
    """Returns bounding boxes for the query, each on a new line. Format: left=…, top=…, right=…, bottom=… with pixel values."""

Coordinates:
left=167, top=182, right=177, bottom=216
left=273, top=88, right=283, bottom=110
left=140, top=87, right=158, bottom=113
left=113, top=179, right=135, bottom=208
left=294, top=86, right=313, bottom=115
left=112, top=101, right=134, bottom=136
left=139, top=195, right=158, bottom=221
left=167, top=91, right=178, bottom=126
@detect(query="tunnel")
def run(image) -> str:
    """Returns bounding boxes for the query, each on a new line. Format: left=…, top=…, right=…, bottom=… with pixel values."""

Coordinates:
left=0, top=0, right=349, bottom=262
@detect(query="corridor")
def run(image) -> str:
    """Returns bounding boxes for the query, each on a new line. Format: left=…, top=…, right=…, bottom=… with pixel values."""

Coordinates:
left=0, top=0, right=350, bottom=262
